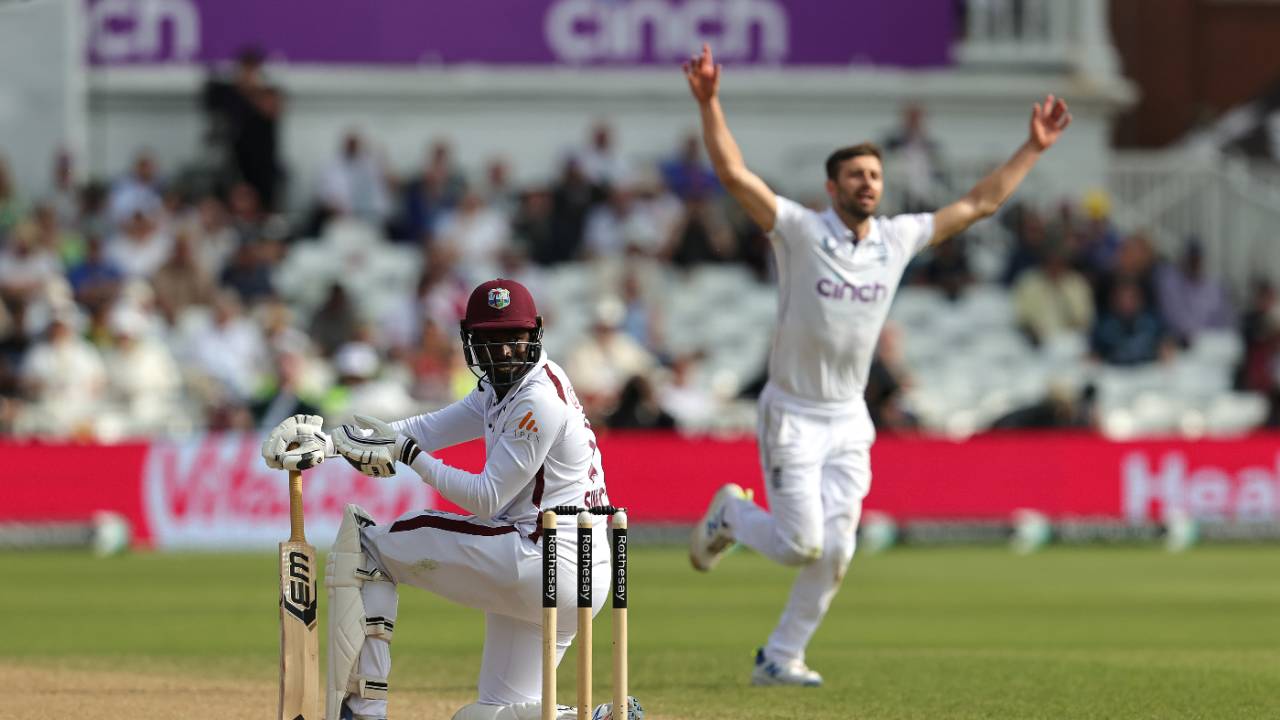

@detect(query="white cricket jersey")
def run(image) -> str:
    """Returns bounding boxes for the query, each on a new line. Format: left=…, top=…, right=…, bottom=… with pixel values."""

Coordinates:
left=766, top=196, right=933, bottom=429
left=392, top=356, right=609, bottom=536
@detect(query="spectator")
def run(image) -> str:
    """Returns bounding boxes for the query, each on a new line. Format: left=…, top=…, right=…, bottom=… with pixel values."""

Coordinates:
left=574, top=120, right=628, bottom=188
left=379, top=252, right=468, bottom=354
left=0, top=156, right=27, bottom=236
left=1076, top=189, right=1122, bottom=277
left=547, top=158, right=600, bottom=264
left=1013, top=243, right=1095, bottom=345
left=617, top=269, right=664, bottom=357
left=607, top=375, right=675, bottom=430
left=882, top=103, right=946, bottom=212
left=105, top=202, right=173, bottom=280
left=1156, top=240, right=1234, bottom=345
left=1236, top=279, right=1278, bottom=394
left=227, top=181, right=268, bottom=244
left=45, top=149, right=80, bottom=227
left=34, top=203, right=84, bottom=268
left=484, top=157, right=518, bottom=218
left=583, top=187, right=661, bottom=259
left=1091, top=280, right=1174, bottom=366
left=0, top=222, right=62, bottom=302
left=181, top=289, right=269, bottom=403
left=309, top=283, right=361, bottom=358
left=107, top=150, right=164, bottom=228
left=398, top=140, right=467, bottom=241
left=152, top=232, right=218, bottom=322
left=434, top=190, right=511, bottom=281
left=513, top=188, right=557, bottom=265
left=101, top=304, right=181, bottom=435
left=565, top=297, right=657, bottom=421
left=919, top=236, right=973, bottom=302
left=77, top=181, right=112, bottom=242
left=424, top=139, right=468, bottom=209
left=660, top=134, right=720, bottom=200
left=18, top=309, right=106, bottom=436
left=179, top=195, right=239, bottom=278
left=666, top=194, right=736, bottom=267
left=656, top=354, right=716, bottom=428
left=324, top=338, right=416, bottom=425
left=632, top=171, right=684, bottom=256
left=1095, top=231, right=1158, bottom=310
left=259, top=296, right=316, bottom=360
left=222, top=48, right=285, bottom=211
left=219, top=239, right=276, bottom=303
left=1000, top=204, right=1049, bottom=286
left=66, top=236, right=123, bottom=311
left=317, top=131, right=393, bottom=229
left=406, top=318, right=456, bottom=405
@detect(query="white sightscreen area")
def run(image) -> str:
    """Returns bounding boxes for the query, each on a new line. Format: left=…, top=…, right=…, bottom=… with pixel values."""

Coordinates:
left=0, top=0, right=86, bottom=190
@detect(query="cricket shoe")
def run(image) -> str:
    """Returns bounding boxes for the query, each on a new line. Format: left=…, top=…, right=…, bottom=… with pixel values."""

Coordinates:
left=751, top=647, right=823, bottom=687
left=689, top=483, right=750, bottom=572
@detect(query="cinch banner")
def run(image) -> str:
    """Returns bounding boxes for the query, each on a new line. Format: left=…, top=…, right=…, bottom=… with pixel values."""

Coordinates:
left=3, top=432, right=1278, bottom=549
left=84, top=0, right=954, bottom=68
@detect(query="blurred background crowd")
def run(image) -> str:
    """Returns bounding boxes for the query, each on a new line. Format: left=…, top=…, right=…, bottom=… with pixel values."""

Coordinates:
left=1, top=6, right=1279, bottom=442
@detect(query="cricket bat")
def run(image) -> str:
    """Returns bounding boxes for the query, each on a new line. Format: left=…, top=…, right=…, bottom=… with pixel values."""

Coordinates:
left=279, top=468, right=320, bottom=720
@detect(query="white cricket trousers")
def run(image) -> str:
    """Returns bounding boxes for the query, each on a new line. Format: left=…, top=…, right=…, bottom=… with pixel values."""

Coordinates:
left=725, top=395, right=873, bottom=665
left=347, top=511, right=609, bottom=717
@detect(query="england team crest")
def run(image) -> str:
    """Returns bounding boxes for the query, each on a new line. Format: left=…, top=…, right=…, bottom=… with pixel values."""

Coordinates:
left=488, top=287, right=511, bottom=309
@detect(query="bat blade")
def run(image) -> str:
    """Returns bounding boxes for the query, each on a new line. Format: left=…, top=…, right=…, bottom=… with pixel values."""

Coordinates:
left=279, top=540, right=319, bottom=720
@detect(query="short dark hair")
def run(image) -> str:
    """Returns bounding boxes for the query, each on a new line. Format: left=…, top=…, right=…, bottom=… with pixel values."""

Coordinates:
left=825, top=143, right=883, bottom=181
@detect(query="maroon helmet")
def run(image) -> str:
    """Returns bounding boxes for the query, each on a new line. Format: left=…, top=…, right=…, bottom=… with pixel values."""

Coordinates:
left=459, top=279, right=543, bottom=389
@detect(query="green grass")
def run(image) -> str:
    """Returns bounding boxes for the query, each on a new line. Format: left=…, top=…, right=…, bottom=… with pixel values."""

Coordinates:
left=3, top=545, right=1279, bottom=719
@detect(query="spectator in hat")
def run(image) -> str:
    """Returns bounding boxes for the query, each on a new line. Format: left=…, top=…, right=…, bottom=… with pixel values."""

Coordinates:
left=325, top=337, right=416, bottom=426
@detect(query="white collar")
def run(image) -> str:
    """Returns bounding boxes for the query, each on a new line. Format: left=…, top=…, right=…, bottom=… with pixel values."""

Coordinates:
left=820, top=208, right=879, bottom=245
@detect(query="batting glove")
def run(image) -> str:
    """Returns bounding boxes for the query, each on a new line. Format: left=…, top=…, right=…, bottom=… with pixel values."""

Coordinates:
left=332, top=414, right=423, bottom=478
left=262, top=413, right=330, bottom=471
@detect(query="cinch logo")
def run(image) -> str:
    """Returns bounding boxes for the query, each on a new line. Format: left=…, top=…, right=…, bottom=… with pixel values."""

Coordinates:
left=816, top=278, right=887, bottom=302
left=87, top=0, right=200, bottom=63
left=544, top=0, right=789, bottom=64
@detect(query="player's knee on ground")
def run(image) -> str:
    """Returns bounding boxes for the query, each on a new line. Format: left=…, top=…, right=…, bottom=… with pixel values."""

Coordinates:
left=327, top=504, right=396, bottom=720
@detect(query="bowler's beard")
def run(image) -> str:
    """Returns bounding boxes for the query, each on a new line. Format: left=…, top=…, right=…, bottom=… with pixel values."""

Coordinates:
left=837, top=194, right=876, bottom=223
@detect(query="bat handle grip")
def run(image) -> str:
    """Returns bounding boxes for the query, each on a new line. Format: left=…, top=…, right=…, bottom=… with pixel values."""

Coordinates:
left=289, top=470, right=305, bottom=542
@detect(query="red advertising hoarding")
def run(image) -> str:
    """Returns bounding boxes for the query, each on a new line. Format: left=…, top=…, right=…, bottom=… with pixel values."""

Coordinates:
left=3, top=432, right=1277, bottom=549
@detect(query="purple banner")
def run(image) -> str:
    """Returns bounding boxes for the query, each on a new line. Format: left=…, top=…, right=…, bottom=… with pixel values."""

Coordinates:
left=86, top=0, right=953, bottom=68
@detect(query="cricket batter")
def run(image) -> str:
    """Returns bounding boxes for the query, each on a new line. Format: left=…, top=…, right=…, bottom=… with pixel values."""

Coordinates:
left=263, top=279, right=623, bottom=720
left=682, top=44, right=1071, bottom=685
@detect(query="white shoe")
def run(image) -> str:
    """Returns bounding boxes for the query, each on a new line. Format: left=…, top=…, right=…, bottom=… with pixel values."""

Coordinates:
left=689, top=483, right=750, bottom=572
left=750, top=647, right=823, bottom=687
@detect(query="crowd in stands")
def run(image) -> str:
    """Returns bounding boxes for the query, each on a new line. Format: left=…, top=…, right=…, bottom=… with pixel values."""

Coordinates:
left=0, top=68, right=1276, bottom=440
